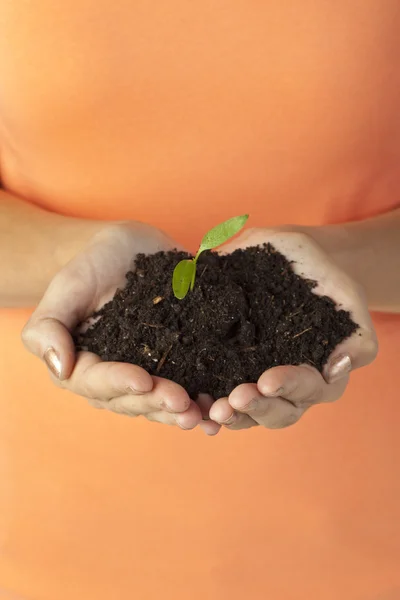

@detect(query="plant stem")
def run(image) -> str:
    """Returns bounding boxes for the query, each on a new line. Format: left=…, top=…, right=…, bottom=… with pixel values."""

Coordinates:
left=190, top=258, right=197, bottom=290
left=190, top=248, right=204, bottom=291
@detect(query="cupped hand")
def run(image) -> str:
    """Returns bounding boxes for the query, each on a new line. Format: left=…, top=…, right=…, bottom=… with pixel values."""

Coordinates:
left=202, top=228, right=378, bottom=432
left=22, top=221, right=219, bottom=432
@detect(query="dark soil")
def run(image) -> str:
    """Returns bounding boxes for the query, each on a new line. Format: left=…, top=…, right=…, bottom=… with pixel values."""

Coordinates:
left=76, top=245, right=358, bottom=399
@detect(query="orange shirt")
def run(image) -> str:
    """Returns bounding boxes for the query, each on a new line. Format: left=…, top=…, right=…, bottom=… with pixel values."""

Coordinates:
left=0, top=3, right=400, bottom=599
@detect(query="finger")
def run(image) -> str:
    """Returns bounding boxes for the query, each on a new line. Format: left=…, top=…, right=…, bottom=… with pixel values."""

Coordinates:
left=171, top=400, right=203, bottom=429
left=257, top=365, right=348, bottom=407
left=196, top=393, right=214, bottom=419
left=104, top=388, right=191, bottom=417
left=146, top=400, right=203, bottom=429
left=106, top=397, right=202, bottom=429
left=61, top=353, right=193, bottom=417
left=22, top=315, right=76, bottom=381
left=199, top=420, right=222, bottom=435
left=197, top=394, right=222, bottom=436
left=229, top=384, right=305, bottom=429
left=209, top=397, right=256, bottom=430
left=319, top=275, right=378, bottom=380
left=87, top=393, right=202, bottom=429
left=21, top=270, right=93, bottom=380
left=323, top=329, right=378, bottom=383
left=56, top=351, right=153, bottom=400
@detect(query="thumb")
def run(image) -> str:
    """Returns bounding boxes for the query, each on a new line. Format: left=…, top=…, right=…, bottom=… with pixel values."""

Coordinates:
left=323, top=328, right=378, bottom=384
left=22, top=274, right=87, bottom=380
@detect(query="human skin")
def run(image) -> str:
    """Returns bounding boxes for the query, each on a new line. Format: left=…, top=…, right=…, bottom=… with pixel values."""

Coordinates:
left=2, top=191, right=399, bottom=434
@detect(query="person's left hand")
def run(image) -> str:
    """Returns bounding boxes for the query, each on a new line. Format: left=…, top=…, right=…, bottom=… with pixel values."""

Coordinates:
left=200, top=228, right=378, bottom=433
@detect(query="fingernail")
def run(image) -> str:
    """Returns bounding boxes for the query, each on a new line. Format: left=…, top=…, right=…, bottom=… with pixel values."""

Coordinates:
left=326, top=354, right=352, bottom=383
left=221, top=413, right=237, bottom=426
left=44, top=347, right=62, bottom=379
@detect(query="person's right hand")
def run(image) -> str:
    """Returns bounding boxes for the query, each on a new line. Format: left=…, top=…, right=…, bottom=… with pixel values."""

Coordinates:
left=22, top=221, right=220, bottom=434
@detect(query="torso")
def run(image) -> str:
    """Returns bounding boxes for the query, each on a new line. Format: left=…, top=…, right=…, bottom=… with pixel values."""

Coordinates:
left=1, top=1, right=400, bottom=237
left=0, top=3, right=399, bottom=599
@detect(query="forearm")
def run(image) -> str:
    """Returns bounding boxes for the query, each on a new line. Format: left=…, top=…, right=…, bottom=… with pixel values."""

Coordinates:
left=307, top=208, right=400, bottom=313
left=0, top=189, right=104, bottom=307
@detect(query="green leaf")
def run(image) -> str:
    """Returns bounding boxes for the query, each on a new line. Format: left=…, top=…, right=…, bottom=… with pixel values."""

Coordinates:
left=172, top=259, right=195, bottom=300
left=198, top=214, right=249, bottom=253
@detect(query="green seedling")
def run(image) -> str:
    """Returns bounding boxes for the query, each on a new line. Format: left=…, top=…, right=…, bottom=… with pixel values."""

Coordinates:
left=172, top=214, right=249, bottom=300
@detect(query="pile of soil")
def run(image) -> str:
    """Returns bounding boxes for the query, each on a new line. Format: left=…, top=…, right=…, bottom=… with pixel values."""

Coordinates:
left=77, top=245, right=358, bottom=399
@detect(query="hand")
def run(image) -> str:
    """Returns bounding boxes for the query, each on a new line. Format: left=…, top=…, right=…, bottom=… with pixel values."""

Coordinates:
left=22, top=221, right=220, bottom=433
left=202, top=228, right=378, bottom=432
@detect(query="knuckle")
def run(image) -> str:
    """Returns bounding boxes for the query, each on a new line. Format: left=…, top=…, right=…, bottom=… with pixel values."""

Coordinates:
left=21, top=321, right=35, bottom=349
left=21, top=316, right=60, bottom=353
left=79, top=381, right=99, bottom=401
left=288, top=230, right=310, bottom=243
left=280, top=230, right=312, bottom=247
left=294, top=396, right=314, bottom=409
left=108, top=397, right=137, bottom=417
left=268, top=410, right=301, bottom=429
left=75, top=364, right=103, bottom=401
left=108, top=400, right=126, bottom=415
left=308, top=382, right=326, bottom=405
left=365, top=337, right=379, bottom=363
left=355, top=332, right=379, bottom=366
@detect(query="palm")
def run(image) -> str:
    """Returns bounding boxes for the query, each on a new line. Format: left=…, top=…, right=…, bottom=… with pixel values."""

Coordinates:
left=23, top=221, right=217, bottom=433
left=204, top=228, right=377, bottom=431
left=64, top=222, right=179, bottom=319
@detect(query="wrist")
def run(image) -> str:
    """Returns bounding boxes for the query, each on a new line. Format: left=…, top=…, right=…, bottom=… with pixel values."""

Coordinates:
left=303, top=223, right=357, bottom=275
left=52, top=216, right=109, bottom=270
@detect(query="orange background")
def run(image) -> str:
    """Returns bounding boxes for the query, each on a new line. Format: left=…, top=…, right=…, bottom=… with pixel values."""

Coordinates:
left=0, top=2, right=399, bottom=599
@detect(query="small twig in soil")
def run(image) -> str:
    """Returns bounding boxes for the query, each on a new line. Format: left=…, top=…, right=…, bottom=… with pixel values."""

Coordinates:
left=141, top=322, right=165, bottom=329
left=243, top=346, right=257, bottom=352
left=156, top=344, right=173, bottom=373
left=200, top=265, right=208, bottom=278
left=287, top=305, right=304, bottom=319
left=292, top=326, right=313, bottom=339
